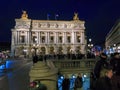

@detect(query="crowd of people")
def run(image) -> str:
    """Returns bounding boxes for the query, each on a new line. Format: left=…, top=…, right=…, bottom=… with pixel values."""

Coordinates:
left=32, top=53, right=86, bottom=65
left=91, top=52, right=120, bottom=90
left=57, top=73, right=83, bottom=90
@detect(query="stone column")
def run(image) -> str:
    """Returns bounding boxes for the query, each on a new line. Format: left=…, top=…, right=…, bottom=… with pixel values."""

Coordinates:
left=45, top=46, right=49, bottom=55
left=25, top=31, right=27, bottom=44
left=11, top=31, right=15, bottom=45
left=64, top=32, right=66, bottom=43
left=45, top=32, right=48, bottom=44
left=81, top=31, right=85, bottom=54
left=18, top=31, right=20, bottom=44
left=27, top=31, right=29, bottom=44
left=39, top=32, right=41, bottom=44
left=71, top=31, right=74, bottom=43
left=29, top=31, right=31, bottom=45
left=81, top=31, right=85, bottom=44
left=56, top=32, right=58, bottom=43
left=54, top=32, right=56, bottom=43
left=48, top=32, right=50, bottom=43
left=29, top=61, right=58, bottom=90
left=63, top=32, right=65, bottom=43
left=16, top=31, right=18, bottom=44
left=54, top=46, right=57, bottom=54
left=63, top=46, right=67, bottom=54
left=74, top=32, right=77, bottom=43
left=37, top=32, right=39, bottom=44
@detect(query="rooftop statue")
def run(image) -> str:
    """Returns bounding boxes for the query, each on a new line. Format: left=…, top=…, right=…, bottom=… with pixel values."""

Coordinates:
left=73, top=13, right=79, bottom=20
left=21, top=10, right=28, bottom=19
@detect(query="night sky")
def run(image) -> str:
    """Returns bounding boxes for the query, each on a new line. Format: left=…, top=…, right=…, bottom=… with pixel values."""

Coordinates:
left=0, top=0, right=120, bottom=45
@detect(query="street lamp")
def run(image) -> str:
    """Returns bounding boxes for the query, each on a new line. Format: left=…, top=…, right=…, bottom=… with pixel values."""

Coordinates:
left=88, top=44, right=93, bottom=48
left=88, top=44, right=93, bottom=51
left=88, top=38, right=93, bottom=52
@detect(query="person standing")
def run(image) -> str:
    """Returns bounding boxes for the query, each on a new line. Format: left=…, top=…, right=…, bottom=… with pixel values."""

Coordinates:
left=110, top=52, right=120, bottom=90
left=32, top=55, right=38, bottom=65
left=94, top=53, right=109, bottom=79
left=62, top=75, right=70, bottom=90
left=58, top=76, right=64, bottom=90
left=95, top=67, right=113, bottom=90
left=69, top=75, right=76, bottom=90
left=74, top=73, right=83, bottom=90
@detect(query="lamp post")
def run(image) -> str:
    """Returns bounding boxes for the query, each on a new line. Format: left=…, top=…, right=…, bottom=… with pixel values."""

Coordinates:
left=88, top=44, right=93, bottom=52
left=87, top=38, right=94, bottom=58
left=87, top=38, right=93, bottom=52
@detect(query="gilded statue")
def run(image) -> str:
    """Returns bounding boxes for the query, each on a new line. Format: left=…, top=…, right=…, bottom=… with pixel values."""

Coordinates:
left=21, top=10, right=28, bottom=19
left=73, top=13, right=79, bottom=20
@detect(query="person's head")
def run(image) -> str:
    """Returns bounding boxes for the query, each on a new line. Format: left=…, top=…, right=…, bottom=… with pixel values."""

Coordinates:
left=64, top=74, right=69, bottom=79
left=77, top=73, right=82, bottom=77
left=100, top=67, right=113, bottom=79
left=100, top=53, right=107, bottom=60
left=113, top=52, right=120, bottom=59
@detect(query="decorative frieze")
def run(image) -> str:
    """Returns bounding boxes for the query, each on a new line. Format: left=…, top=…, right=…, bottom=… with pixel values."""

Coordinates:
left=15, top=19, right=31, bottom=29
left=32, top=21, right=84, bottom=30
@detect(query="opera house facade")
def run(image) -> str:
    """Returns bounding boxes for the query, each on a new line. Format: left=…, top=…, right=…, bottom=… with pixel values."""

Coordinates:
left=11, top=11, right=87, bottom=57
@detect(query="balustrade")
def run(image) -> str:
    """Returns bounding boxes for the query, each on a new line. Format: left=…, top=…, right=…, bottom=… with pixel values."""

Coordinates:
left=52, top=59, right=97, bottom=74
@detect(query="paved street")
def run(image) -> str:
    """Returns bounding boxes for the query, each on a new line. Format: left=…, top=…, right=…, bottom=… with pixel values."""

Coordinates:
left=0, top=60, right=32, bottom=90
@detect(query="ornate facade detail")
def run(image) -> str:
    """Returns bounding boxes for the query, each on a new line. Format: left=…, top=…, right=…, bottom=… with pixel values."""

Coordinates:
left=11, top=12, right=87, bottom=57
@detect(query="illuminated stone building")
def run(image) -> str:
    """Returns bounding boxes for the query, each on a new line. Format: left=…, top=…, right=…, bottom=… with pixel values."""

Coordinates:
left=105, top=19, right=120, bottom=53
left=11, top=11, right=86, bottom=57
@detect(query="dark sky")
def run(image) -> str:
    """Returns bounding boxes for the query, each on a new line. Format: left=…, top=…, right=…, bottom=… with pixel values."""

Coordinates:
left=0, top=0, right=120, bottom=45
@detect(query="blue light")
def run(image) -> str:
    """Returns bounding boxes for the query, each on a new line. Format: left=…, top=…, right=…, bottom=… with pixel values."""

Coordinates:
left=6, top=60, right=17, bottom=69
left=6, top=60, right=12, bottom=68
left=72, top=75, right=76, bottom=78
left=60, top=76, right=64, bottom=79
left=83, top=74, right=87, bottom=78
left=0, top=64, right=5, bottom=69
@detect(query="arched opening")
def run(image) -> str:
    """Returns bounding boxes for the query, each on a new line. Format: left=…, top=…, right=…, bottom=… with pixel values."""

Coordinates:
left=41, top=47, right=46, bottom=54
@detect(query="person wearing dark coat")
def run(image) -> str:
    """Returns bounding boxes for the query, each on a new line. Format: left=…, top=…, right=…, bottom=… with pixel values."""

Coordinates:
left=95, top=67, right=113, bottom=90
left=74, top=73, right=83, bottom=90
left=94, top=53, right=109, bottom=79
left=110, top=52, right=120, bottom=90
left=62, top=75, right=70, bottom=90
left=110, top=52, right=120, bottom=75
left=32, top=55, right=38, bottom=64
